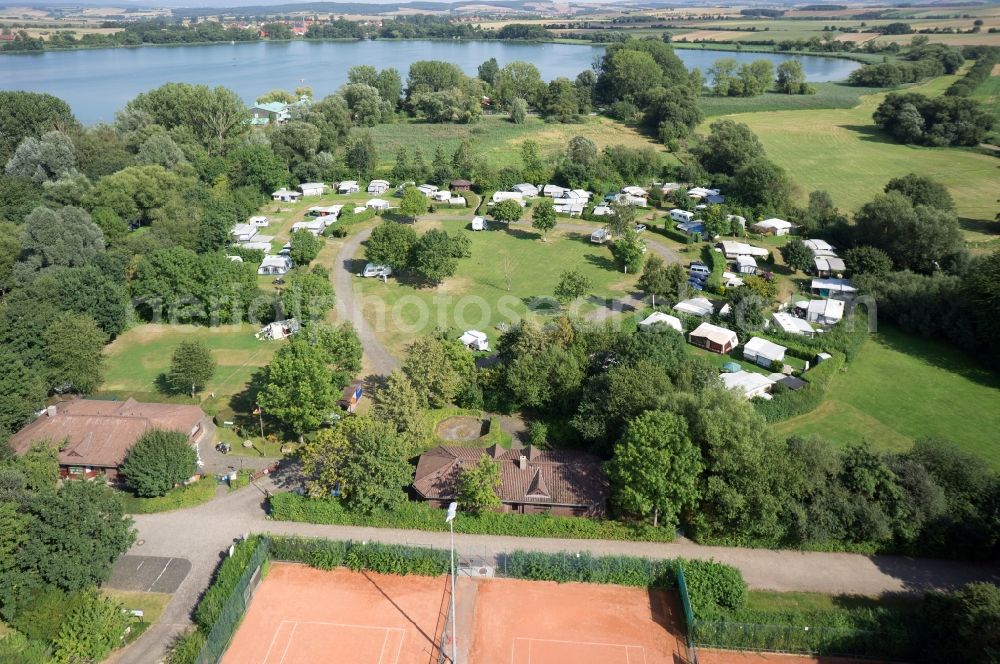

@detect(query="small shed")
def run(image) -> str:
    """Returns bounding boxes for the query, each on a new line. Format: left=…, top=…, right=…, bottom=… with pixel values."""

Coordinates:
left=638, top=312, right=682, bottom=333
left=752, top=218, right=793, bottom=236
left=689, top=322, right=738, bottom=354
left=231, top=223, right=257, bottom=242
left=450, top=179, right=473, bottom=192
left=512, top=183, right=539, bottom=197
left=720, top=371, right=775, bottom=399
left=367, top=179, right=390, bottom=195
left=735, top=255, right=758, bottom=275
left=743, top=337, right=787, bottom=368
left=272, top=188, right=302, bottom=203
left=339, top=381, right=364, bottom=413
left=258, top=254, right=292, bottom=276
left=673, top=297, right=714, bottom=318
left=459, top=330, right=489, bottom=352
left=299, top=182, right=327, bottom=197
left=771, top=312, right=815, bottom=337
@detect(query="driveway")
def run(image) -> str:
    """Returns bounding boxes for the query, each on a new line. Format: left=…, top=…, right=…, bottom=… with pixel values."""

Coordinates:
left=113, top=477, right=1000, bottom=663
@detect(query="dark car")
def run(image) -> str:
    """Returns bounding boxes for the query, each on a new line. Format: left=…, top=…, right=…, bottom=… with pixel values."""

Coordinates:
left=215, top=443, right=231, bottom=454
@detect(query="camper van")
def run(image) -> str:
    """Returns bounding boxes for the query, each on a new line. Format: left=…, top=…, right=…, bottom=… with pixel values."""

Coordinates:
left=670, top=209, right=695, bottom=223
left=362, top=263, right=392, bottom=278
left=471, top=216, right=486, bottom=231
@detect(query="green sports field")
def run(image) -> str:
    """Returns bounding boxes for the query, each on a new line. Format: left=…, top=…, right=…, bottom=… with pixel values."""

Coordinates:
left=710, top=74, right=1000, bottom=242
left=773, top=327, right=1000, bottom=468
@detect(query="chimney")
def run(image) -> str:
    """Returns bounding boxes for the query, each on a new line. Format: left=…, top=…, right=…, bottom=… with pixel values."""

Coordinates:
left=518, top=455, right=527, bottom=471
left=46, top=405, right=57, bottom=417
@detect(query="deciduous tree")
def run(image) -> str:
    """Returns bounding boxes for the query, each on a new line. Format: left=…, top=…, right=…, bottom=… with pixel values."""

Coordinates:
left=457, top=457, right=502, bottom=514
left=120, top=430, right=197, bottom=498
left=43, top=312, right=106, bottom=394
left=258, top=338, right=339, bottom=436
left=606, top=410, right=702, bottom=527
left=167, top=341, right=216, bottom=398
left=491, top=199, right=523, bottom=224
left=780, top=238, right=814, bottom=273
left=554, top=269, right=593, bottom=303
left=531, top=197, right=556, bottom=238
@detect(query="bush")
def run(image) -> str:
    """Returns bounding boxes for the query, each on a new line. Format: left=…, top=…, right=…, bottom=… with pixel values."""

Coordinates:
left=268, top=492, right=676, bottom=542
left=193, top=536, right=265, bottom=630
left=52, top=591, right=129, bottom=664
left=165, top=629, right=206, bottom=664
left=0, top=631, right=51, bottom=664
left=119, top=429, right=197, bottom=498
left=503, top=550, right=676, bottom=588
left=682, top=559, right=748, bottom=619
left=754, top=352, right=845, bottom=422
left=267, top=537, right=449, bottom=576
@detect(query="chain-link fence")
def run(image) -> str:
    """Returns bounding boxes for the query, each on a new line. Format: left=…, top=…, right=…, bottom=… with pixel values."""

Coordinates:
left=193, top=538, right=269, bottom=664
left=690, top=619, right=910, bottom=660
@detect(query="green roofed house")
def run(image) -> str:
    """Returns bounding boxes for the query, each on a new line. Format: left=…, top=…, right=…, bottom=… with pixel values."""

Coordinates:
left=250, top=101, right=291, bottom=126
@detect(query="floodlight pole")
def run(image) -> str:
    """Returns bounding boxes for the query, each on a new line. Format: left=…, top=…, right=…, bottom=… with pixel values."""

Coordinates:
left=446, top=502, right=458, bottom=664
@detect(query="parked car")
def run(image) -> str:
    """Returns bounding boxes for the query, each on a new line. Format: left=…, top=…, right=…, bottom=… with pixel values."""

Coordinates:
left=361, top=263, right=392, bottom=278
left=690, top=264, right=711, bottom=278
left=687, top=279, right=705, bottom=291
left=215, top=442, right=231, bottom=454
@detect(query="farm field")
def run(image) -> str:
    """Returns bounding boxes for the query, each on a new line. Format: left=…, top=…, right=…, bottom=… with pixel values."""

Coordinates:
left=368, top=115, right=671, bottom=170
left=355, top=219, right=640, bottom=356
left=713, top=74, right=1000, bottom=242
left=100, top=323, right=279, bottom=407
left=773, top=327, right=1000, bottom=468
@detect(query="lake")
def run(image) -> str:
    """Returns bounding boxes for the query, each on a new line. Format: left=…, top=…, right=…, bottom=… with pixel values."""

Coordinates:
left=0, top=40, right=861, bottom=124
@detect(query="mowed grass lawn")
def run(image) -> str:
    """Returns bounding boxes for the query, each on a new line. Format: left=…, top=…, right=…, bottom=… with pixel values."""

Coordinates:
left=367, top=115, right=673, bottom=170
left=355, top=221, right=639, bottom=355
left=709, top=74, right=1000, bottom=241
left=101, top=324, right=279, bottom=404
left=773, top=327, right=1000, bottom=468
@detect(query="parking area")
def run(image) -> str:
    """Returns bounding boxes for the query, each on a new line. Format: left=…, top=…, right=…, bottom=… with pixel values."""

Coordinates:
left=106, top=555, right=191, bottom=594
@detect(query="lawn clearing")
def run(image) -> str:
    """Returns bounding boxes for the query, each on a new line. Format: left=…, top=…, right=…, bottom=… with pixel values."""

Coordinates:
left=101, top=323, right=279, bottom=407
left=354, top=221, right=640, bottom=356
left=708, top=74, right=1000, bottom=242
left=773, top=327, right=1000, bottom=468
left=119, top=478, right=218, bottom=514
left=700, top=82, right=888, bottom=116
left=367, top=114, right=672, bottom=170
left=101, top=589, right=171, bottom=627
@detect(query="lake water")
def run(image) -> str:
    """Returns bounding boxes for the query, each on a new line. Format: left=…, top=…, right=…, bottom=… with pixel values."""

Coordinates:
left=0, top=40, right=860, bottom=125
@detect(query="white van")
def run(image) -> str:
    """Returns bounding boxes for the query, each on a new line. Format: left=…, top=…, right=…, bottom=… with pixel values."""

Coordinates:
left=471, top=216, right=486, bottom=231
left=689, top=263, right=711, bottom=278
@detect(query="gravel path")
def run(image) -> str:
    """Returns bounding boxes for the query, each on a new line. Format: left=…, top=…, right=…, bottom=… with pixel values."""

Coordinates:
left=113, top=478, right=1000, bottom=663
left=332, top=225, right=400, bottom=376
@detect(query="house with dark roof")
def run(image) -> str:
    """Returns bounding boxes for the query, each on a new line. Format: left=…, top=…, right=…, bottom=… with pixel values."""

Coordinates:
left=9, top=398, right=208, bottom=482
left=412, top=445, right=609, bottom=517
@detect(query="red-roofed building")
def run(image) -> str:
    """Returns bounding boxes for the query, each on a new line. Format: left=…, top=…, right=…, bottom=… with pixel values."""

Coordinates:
left=9, top=398, right=208, bottom=482
left=412, top=444, right=609, bottom=517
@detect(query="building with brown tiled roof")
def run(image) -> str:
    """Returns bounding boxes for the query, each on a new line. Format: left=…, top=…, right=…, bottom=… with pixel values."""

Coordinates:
left=412, top=444, right=609, bottom=517
left=9, top=398, right=208, bottom=482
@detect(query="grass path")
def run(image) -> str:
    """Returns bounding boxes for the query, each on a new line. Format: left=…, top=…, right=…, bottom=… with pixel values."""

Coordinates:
left=773, top=327, right=1000, bottom=467
left=707, top=73, right=1000, bottom=241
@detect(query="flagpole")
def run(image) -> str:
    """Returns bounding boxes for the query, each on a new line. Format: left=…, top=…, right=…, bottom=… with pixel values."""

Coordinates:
left=257, top=405, right=264, bottom=439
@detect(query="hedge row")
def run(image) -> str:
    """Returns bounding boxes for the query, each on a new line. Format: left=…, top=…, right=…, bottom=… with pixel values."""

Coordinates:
left=501, top=550, right=747, bottom=620
left=193, top=536, right=265, bottom=631
left=754, top=351, right=846, bottom=423
left=268, top=492, right=676, bottom=542
left=264, top=536, right=748, bottom=625
left=652, top=222, right=698, bottom=245
left=268, top=537, right=450, bottom=576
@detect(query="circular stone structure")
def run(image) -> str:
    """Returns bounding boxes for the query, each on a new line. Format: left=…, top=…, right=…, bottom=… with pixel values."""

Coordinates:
left=435, top=416, right=485, bottom=441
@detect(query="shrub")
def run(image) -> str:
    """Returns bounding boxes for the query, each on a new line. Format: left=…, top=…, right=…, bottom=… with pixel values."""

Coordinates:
left=166, top=629, right=206, bottom=664
left=344, top=543, right=450, bottom=576
left=120, top=429, right=197, bottom=498
left=52, top=591, right=129, bottom=664
left=682, top=559, right=748, bottom=619
left=268, top=492, right=676, bottom=542
left=754, top=352, right=845, bottom=422
left=503, top=550, right=676, bottom=588
left=193, top=536, right=265, bottom=630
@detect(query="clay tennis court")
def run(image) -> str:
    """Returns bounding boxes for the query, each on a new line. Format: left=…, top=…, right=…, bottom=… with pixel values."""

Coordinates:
left=465, top=578, right=688, bottom=664
left=221, top=563, right=449, bottom=664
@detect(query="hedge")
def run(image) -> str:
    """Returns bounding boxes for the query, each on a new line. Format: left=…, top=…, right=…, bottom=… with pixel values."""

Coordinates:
left=268, top=537, right=450, bottom=576
left=754, top=351, right=845, bottom=423
left=193, top=536, right=264, bottom=631
left=652, top=222, right=698, bottom=245
left=268, top=492, right=676, bottom=542
left=701, top=245, right=724, bottom=293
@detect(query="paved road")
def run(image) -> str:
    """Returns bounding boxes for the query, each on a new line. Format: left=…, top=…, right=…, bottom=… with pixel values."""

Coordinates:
left=113, top=478, right=1000, bottom=663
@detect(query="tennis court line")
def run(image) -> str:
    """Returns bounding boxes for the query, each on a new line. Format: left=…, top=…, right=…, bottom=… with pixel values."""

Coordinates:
left=262, top=620, right=406, bottom=664
left=511, top=636, right=647, bottom=664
